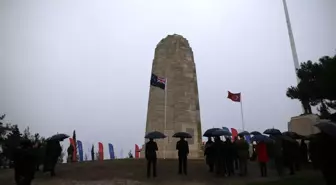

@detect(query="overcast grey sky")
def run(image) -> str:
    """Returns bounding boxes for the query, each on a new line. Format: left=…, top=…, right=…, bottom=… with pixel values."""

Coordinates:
left=0, top=0, right=335, bottom=158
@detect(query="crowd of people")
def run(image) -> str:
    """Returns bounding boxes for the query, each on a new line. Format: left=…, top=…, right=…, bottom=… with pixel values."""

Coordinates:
left=145, top=132, right=336, bottom=185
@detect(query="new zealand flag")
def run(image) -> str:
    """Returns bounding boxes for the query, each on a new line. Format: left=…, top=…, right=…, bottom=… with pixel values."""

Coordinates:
left=150, top=73, right=166, bottom=90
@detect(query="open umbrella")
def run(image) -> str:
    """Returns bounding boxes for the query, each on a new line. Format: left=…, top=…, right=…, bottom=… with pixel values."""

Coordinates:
left=314, top=121, right=336, bottom=138
left=251, top=135, right=274, bottom=143
left=250, top=131, right=262, bottom=136
left=203, top=128, right=221, bottom=137
left=263, top=128, right=282, bottom=135
left=282, top=131, right=305, bottom=139
left=238, top=131, right=250, bottom=136
left=212, top=129, right=232, bottom=137
left=172, top=132, right=192, bottom=138
left=47, top=133, right=69, bottom=141
left=145, top=131, right=166, bottom=139
left=273, top=135, right=296, bottom=143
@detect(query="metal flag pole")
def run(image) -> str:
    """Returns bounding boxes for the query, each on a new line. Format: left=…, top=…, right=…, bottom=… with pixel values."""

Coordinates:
left=240, top=94, right=245, bottom=131
left=282, top=0, right=300, bottom=83
left=163, top=78, right=168, bottom=159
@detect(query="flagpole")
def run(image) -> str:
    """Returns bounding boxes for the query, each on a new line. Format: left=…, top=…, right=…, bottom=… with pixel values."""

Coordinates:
left=163, top=78, right=167, bottom=159
left=240, top=95, right=245, bottom=131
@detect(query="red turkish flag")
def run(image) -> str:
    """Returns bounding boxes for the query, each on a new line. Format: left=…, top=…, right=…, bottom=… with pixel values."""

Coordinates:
left=227, top=91, right=241, bottom=102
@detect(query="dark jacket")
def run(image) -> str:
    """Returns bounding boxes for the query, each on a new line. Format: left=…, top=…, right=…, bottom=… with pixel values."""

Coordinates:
left=176, top=140, right=189, bottom=157
left=145, top=140, right=158, bottom=159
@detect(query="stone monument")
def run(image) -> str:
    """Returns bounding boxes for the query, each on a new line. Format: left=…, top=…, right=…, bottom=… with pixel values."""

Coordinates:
left=142, top=34, right=202, bottom=159
left=288, top=114, right=320, bottom=136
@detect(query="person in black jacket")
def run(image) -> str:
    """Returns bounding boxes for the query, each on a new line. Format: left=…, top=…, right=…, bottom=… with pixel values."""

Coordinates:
left=176, top=137, right=189, bottom=175
left=43, top=140, right=61, bottom=177
left=224, top=137, right=234, bottom=176
left=13, top=140, right=37, bottom=185
left=145, top=138, right=158, bottom=178
left=204, top=137, right=214, bottom=172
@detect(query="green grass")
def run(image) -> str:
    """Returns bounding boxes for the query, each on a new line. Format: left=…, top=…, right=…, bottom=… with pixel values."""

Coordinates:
left=247, top=175, right=324, bottom=185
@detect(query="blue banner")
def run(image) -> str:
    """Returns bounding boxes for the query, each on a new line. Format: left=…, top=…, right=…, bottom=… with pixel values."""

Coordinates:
left=108, top=143, right=115, bottom=159
left=77, top=140, right=84, bottom=162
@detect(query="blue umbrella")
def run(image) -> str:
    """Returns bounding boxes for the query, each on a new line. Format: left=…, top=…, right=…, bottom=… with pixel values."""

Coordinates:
left=212, top=129, right=232, bottom=137
left=145, top=131, right=166, bottom=139
left=263, top=128, right=282, bottom=135
left=251, top=135, right=274, bottom=143
left=250, top=131, right=262, bottom=135
left=203, top=128, right=221, bottom=137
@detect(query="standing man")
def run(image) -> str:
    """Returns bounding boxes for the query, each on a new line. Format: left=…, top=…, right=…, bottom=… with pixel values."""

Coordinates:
left=176, top=137, right=189, bottom=175
left=145, top=138, right=158, bottom=178
left=204, top=137, right=214, bottom=172
left=236, top=135, right=249, bottom=176
left=43, top=140, right=62, bottom=177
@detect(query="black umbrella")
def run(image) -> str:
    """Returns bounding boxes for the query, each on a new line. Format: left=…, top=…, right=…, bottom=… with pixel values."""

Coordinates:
left=250, top=131, right=262, bottom=135
left=47, top=133, right=69, bottom=141
left=144, top=131, right=166, bottom=139
left=212, top=129, right=232, bottom=137
left=172, top=132, right=192, bottom=138
left=314, top=121, right=336, bottom=138
left=251, top=135, right=274, bottom=143
left=273, top=135, right=296, bottom=143
left=203, top=128, right=221, bottom=137
left=238, top=131, right=250, bottom=136
left=263, top=128, right=282, bottom=135
left=282, top=131, right=305, bottom=139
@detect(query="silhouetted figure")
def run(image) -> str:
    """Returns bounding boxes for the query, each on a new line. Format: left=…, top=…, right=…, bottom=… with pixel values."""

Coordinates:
left=236, top=136, right=249, bottom=176
left=43, top=140, right=61, bottom=177
left=67, top=145, right=74, bottom=163
left=13, top=140, right=36, bottom=185
left=293, top=141, right=301, bottom=171
left=176, top=138, right=189, bottom=175
left=213, top=136, right=225, bottom=176
left=204, top=137, right=214, bottom=172
left=91, top=145, right=95, bottom=161
left=299, top=139, right=308, bottom=164
left=272, top=136, right=284, bottom=176
left=283, top=140, right=295, bottom=175
left=145, top=138, right=158, bottom=178
left=232, top=136, right=239, bottom=170
left=312, top=133, right=336, bottom=185
left=224, top=137, right=234, bottom=176
left=256, top=142, right=269, bottom=177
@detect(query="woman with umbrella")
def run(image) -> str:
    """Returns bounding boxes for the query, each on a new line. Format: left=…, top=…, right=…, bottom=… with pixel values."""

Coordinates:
left=173, top=132, right=191, bottom=175
left=251, top=135, right=273, bottom=177
left=144, top=131, right=165, bottom=178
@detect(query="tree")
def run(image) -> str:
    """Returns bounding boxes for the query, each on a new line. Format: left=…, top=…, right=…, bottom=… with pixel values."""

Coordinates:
left=72, top=130, right=77, bottom=162
left=286, top=55, right=336, bottom=116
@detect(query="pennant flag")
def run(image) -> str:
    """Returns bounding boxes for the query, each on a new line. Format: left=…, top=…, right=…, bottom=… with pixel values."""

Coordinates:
left=77, top=140, right=84, bottom=162
left=227, top=91, right=241, bottom=102
left=222, top=127, right=230, bottom=133
left=150, top=73, right=166, bottom=90
left=108, top=143, right=115, bottom=159
left=245, top=135, right=251, bottom=144
left=98, top=142, right=104, bottom=161
left=231, top=128, right=238, bottom=139
left=69, top=138, right=76, bottom=161
left=135, top=144, right=140, bottom=159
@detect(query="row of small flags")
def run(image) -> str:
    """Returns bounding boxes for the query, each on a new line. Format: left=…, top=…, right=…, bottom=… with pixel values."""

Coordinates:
left=68, top=139, right=116, bottom=161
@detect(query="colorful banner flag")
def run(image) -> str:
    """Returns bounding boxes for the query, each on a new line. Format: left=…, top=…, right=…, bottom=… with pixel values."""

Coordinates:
left=231, top=128, right=238, bottom=140
left=69, top=138, right=76, bottom=161
left=77, top=140, right=83, bottom=162
left=108, top=143, right=115, bottom=159
left=135, top=144, right=140, bottom=159
left=98, top=142, right=104, bottom=161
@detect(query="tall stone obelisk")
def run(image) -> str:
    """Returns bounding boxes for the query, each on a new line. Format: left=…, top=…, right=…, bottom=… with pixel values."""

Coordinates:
left=144, top=34, right=202, bottom=159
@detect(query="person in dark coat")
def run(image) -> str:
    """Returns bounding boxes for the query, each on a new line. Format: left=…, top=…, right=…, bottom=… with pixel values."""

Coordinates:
left=204, top=137, right=215, bottom=172
left=13, top=140, right=37, bottom=185
left=145, top=138, right=158, bottom=178
left=299, top=139, right=308, bottom=164
left=213, top=136, right=225, bottom=176
left=232, top=136, right=239, bottom=170
left=293, top=141, right=301, bottom=171
left=282, top=140, right=295, bottom=175
left=224, top=137, right=234, bottom=176
left=176, top=137, right=189, bottom=175
left=236, top=136, right=249, bottom=176
left=312, top=133, right=336, bottom=185
left=43, top=140, right=61, bottom=176
left=67, top=144, right=74, bottom=163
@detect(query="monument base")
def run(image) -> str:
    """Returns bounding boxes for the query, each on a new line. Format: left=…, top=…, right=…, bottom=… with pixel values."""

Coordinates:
left=288, top=114, right=321, bottom=136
